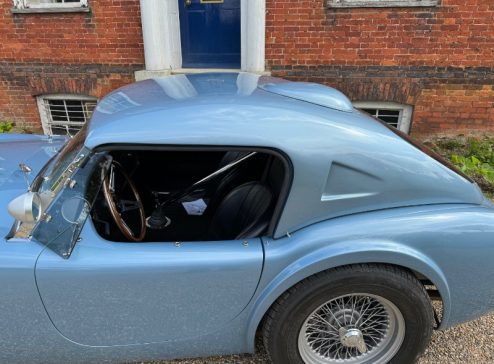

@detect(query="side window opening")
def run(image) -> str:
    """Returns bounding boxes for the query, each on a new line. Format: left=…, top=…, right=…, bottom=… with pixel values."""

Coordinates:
left=91, top=149, right=287, bottom=243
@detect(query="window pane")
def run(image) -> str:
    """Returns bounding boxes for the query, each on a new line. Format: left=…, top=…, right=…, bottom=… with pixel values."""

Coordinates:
left=359, top=108, right=401, bottom=129
left=377, top=117, right=399, bottom=127
left=376, top=110, right=400, bottom=117
left=376, top=110, right=399, bottom=127
left=360, top=109, right=379, bottom=117
left=28, top=0, right=80, bottom=4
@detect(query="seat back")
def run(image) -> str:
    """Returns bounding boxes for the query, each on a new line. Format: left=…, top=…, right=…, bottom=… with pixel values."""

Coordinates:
left=206, top=152, right=266, bottom=214
left=209, top=182, right=273, bottom=240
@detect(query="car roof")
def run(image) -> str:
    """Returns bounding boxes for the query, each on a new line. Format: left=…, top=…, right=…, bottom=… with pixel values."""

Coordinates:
left=85, top=72, right=392, bottom=149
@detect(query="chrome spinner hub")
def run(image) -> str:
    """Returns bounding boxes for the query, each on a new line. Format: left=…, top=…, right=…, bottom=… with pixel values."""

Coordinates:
left=339, top=327, right=367, bottom=354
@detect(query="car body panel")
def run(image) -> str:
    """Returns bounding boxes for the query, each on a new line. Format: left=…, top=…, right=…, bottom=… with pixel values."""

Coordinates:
left=0, top=134, right=66, bottom=231
left=0, top=134, right=66, bottom=190
left=0, top=234, right=253, bottom=363
left=35, top=220, right=264, bottom=346
left=244, top=203, right=494, bottom=348
left=3, top=204, right=494, bottom=363
left=86, top=73, right=484, bottom=239
left=0, top=237, right=74, bottom=363
left=1, top=73, right=494, bottom=363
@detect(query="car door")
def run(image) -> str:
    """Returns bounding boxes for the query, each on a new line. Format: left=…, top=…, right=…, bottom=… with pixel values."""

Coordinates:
left=32, top=152, right=263, bottom=347
left=35, top=230, right=263, bottom=346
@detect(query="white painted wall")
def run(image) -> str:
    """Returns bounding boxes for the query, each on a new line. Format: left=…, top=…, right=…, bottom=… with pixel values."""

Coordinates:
left=241, top=0, right=266, bottom=73
left=139, top=0, right=265, bottom=76
left=139, top=0, right=182, bottom=71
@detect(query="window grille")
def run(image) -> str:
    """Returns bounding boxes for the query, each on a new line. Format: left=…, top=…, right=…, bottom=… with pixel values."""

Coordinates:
left=360, top=109, right=401, bottom=129
left=353, top=102, right=413, bottom=133
left=327, top=0, right=438, bottom=8
left=37, top=95, right=97, bottom=136
left=13, top=0, right=87, bottom=9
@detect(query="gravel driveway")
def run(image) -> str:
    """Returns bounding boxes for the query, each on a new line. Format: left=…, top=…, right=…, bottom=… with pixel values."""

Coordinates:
left=144, top=312, right=494, bottom=364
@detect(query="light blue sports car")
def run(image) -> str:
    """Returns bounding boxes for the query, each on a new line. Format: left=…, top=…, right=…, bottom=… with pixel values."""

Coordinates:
left=2, top=73, right=494, bottom=364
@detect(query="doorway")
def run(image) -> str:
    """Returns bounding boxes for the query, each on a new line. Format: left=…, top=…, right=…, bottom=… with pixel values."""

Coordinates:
left=178, top=0, right=241, bottom=68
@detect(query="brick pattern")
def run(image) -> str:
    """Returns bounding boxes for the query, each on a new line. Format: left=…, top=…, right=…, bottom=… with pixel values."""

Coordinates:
left=0, top=0, right=493, bottom=134
left=0, top=63, right=141, bottom=131
left=265, top=0, right=494, bottom=134
left=0, top=0, right=144, bottom=130
left=1, top=0, right=143, bottom=64
left=266, top=0, right=494, bottom=68
left=413, top=84, right=494, bottom=134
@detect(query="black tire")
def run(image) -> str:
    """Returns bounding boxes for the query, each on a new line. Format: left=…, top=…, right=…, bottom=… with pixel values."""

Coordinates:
left=263, top=264, right=434, bottom=364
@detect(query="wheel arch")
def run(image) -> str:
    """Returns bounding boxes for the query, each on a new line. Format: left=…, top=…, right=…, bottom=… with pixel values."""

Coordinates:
left=245, top=243, right=451, bottom=351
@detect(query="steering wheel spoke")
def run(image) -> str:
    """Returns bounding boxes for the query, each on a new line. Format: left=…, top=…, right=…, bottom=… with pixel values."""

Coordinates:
left=118, top=199, right=141, bottom=213
left=103, top=161, right=147, bottom=242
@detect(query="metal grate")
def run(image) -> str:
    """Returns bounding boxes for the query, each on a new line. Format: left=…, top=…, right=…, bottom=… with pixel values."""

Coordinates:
left=43, top=98, right=96, bottom=136
left=360, top=108, right=401, bottom=128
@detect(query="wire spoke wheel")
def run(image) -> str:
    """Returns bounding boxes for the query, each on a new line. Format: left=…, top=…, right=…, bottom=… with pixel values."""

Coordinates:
left=298, top=293, right=405, bottom=364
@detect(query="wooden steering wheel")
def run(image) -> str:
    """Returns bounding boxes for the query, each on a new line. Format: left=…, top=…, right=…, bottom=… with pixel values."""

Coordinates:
left=103, top=161, right=147, bottom=242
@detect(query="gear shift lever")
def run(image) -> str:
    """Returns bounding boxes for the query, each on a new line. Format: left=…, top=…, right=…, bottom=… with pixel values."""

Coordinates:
left=146, top=191, right=171, bottom=230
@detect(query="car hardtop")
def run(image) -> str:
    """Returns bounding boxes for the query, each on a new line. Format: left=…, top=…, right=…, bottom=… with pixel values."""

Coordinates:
left=85, top=72, right=395, bottom=149
left=83, top=72, right=483, bottom=239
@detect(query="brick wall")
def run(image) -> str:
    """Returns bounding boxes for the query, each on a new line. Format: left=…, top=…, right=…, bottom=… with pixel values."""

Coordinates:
left=1, top=0, right=492, bottom=135
left=414, top=84, right=494, bottom=134
left=265, top=0, right=494, bottom=135
left=0, top=0, right=144, bottom=131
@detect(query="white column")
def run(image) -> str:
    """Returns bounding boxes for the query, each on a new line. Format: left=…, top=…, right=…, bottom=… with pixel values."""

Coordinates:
left=139, top=0, right=182, bottom=71
left=241, top=0, right=266, bottom=73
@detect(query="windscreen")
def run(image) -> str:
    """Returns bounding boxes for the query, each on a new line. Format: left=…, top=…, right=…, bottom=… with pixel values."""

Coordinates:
left=31, top=151, right=111, bottom=258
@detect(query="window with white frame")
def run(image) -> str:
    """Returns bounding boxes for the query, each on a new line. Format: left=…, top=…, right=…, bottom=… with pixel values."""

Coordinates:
left=327, top=0, right=438, bottom=8
left=37, top=95, right=97, bottom=136
left=353, top=101, right=413, bottom=133
left=13, top=0, right=87, bottom=10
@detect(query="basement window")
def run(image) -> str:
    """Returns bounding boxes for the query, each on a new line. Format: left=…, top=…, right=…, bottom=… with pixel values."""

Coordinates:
left=12, top=0, right=89, bottom=13
left=37, top=94, right=97, bottom=136
left=327, top=0, right=438, bottom=8
left=353, top=101, right=413, bottom=133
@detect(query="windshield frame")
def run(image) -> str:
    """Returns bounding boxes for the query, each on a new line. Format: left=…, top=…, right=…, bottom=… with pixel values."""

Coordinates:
left=31, top=124, right=89, bottom=194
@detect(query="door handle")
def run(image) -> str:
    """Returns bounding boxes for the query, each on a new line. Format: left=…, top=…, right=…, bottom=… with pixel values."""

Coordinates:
left=185, top=0, right=191, bottom=6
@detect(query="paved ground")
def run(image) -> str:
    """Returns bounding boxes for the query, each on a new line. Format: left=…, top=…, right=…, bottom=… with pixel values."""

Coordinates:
left=141, top=312, right=494, bottom=364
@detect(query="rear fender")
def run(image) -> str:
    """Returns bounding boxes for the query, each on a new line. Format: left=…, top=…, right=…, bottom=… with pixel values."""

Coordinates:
left=245, top=240, right=451, bottom=349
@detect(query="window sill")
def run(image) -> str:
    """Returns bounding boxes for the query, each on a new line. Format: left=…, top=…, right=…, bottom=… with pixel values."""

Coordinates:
left=11, top=7, right=90, bottom=14
left=327, top=0, right=439, bottom=8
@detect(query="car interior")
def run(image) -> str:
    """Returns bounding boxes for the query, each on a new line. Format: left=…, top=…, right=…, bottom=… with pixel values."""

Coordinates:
left=91, top=149, right=287, bottom=242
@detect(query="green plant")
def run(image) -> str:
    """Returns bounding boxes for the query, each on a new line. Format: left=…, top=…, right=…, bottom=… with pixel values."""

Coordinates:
left=451, top=155, right=494, bottom=183
left=0, top=121, right=14, bottom=133
left=426, top=135, right=494, bottom=198
left=449, top=139, right=494, bottom=197
left=439, top=138, right=464, bottom=152
left=466, top=138, right=494, bottom=165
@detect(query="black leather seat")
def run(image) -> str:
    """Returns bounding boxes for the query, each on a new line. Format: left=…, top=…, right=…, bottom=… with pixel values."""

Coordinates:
left=208, top=182, right=273, bottom=240
left=205, top=151, right=266, bottom=213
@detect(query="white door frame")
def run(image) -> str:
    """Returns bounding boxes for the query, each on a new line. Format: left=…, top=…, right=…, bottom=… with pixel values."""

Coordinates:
left=138, top=0, right=265, bottom=76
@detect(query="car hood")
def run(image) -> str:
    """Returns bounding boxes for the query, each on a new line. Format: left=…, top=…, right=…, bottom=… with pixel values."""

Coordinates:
left=0, top=134, right=67, bottom=233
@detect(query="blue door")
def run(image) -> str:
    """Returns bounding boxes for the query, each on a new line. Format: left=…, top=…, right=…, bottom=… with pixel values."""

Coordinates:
left=178, top=0, right=241, bottom=68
